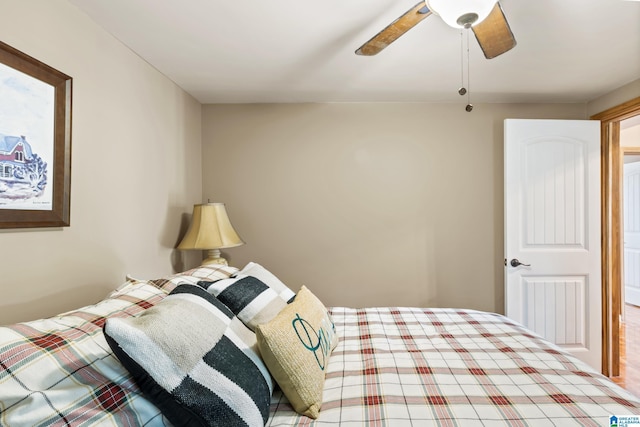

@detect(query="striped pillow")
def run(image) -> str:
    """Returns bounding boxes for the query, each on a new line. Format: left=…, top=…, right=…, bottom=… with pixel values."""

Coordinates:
left=198, top=262, right=296, bottom=331
left=104, top=284, right=273, bottom=427
left=236, top=262, right=296, bottom=303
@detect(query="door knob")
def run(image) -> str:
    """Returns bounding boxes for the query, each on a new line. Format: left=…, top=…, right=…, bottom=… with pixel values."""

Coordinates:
left=510, top=258, right=531, bottom=267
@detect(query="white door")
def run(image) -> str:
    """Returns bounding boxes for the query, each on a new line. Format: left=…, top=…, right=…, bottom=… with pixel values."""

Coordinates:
left=623, top=161, right=640, bottom=307
left=504, top=119, right=601, bottom=371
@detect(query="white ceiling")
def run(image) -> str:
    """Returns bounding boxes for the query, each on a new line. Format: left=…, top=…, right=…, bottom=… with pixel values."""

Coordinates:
left=68, top=0, right=640, bottom=104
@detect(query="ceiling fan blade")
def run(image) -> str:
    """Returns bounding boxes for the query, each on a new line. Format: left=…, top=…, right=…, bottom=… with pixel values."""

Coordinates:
left=355, top=2, right=432, bottom=56
left=472, top=2, right=516, bottom=59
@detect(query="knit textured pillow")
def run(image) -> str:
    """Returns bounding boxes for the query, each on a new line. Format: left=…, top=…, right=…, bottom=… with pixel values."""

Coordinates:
left=198, top=262, right=296, bottom=332
left=255, top=285, right=338, bottom=419
left=104, top=284, right=273, bottom=427
left=236, top=262, right=296, bottom=303
left=199, top=274, right=290, bottom=332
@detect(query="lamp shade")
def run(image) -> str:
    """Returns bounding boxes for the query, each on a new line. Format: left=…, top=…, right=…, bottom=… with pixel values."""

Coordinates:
left=426, top=0, right=497, bottom=28
left=178, top=203, right=244, bottom=250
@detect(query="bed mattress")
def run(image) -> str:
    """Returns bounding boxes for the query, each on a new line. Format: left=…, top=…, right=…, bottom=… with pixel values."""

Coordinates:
left=1, top=280, right=638, bottom=426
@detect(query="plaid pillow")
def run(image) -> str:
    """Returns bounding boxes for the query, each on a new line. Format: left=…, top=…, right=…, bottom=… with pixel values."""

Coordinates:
left=0, top=282, right=170, bottom=426
left=140, top=264, right=239, bottom=292
left=104, top=284, right=273, bottom=427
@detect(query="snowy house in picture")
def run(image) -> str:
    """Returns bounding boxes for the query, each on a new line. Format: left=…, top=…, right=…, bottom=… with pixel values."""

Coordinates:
left=0, top=133, right=47, bottom=200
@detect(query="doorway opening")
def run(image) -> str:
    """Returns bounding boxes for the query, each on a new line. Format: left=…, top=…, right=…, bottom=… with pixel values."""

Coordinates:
left=592, top=96, right=640, bottom=378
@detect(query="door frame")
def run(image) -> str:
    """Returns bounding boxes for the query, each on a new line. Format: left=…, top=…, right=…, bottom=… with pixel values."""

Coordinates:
left=621, top=150, right=640, bottom=314
left=592, top=96, right=640, bottom=377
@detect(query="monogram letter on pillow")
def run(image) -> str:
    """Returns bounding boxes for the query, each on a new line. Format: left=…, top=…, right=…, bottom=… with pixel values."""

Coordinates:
left=255, top=285, right=338, bottom=419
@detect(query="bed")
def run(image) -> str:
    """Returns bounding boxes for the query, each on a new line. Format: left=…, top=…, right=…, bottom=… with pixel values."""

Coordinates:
left=1, top=264, right=639, bottom=426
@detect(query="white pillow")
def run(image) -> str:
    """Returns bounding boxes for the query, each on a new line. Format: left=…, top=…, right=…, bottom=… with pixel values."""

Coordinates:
left=236, top=262, right=296, bottom=303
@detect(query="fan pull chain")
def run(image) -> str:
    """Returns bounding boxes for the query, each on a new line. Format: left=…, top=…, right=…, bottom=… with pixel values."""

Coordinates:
left=458, top=29, right=473, bottom=112
left=458, top=30, right=466, bottom=97
left=466, top=28, right=473, bottom=112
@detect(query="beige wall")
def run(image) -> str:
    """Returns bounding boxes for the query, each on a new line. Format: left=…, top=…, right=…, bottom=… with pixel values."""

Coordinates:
left=622, top=122, right=640, bottom=147
left=3, top=2, right=636, bottom=324
left=202, top=103, right=587, bottom=313
left=587, top=78, right=640, bottom=117
left=0, top=0, right=203, bottom=324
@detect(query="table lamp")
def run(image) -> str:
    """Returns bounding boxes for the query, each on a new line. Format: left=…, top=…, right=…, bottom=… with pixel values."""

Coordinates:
left=177, top=202, right=244, bottom=266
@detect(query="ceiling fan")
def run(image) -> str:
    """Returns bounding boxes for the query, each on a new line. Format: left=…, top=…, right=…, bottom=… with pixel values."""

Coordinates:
left=355, top=0, right=516, bottom=59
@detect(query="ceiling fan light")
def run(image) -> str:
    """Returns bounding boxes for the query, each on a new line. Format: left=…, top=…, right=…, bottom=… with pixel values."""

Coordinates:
left=425, top=0, right=497, bottom=29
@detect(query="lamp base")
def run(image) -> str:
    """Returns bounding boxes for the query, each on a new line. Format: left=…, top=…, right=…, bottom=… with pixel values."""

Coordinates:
left=202, top=248, right=228, bottom=266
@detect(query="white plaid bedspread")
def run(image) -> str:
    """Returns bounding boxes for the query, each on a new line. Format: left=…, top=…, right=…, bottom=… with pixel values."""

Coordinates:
left=0, top=282, right=170, bottom=426
left=1, top=275, right=639, bottom=426
left=268, top=307, right=640, bottom=427
left=0, top=265, right=237, bottom=426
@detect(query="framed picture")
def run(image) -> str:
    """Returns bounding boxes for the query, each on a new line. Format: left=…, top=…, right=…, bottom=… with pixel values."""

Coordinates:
left=0, top=41, right=72, bottom=228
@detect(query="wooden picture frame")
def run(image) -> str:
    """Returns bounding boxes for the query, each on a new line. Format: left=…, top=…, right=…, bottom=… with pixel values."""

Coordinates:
left=0, top=41, right=72, bottom=228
